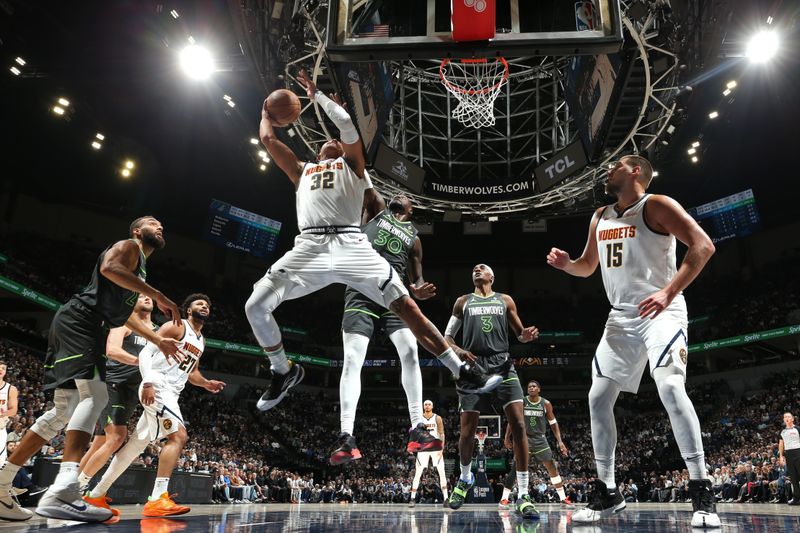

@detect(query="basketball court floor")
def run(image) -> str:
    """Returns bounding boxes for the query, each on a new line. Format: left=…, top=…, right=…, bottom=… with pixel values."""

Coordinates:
left=3, top=503, right=799, bottom=532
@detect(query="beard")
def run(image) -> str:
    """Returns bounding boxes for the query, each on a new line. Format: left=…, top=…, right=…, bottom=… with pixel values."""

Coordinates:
left=388, top=198, right=405, bottom=213
left=141, top=230, right=165, bottom=250
left=189, top=310, right=210, bottom=323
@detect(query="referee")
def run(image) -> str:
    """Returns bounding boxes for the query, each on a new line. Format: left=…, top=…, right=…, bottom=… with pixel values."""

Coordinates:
left=779, top=411, right=800, bottom=505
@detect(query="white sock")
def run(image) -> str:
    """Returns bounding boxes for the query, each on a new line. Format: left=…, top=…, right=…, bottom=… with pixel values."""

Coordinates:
left=557, top=487, right=567, bottom=501
left=0, top=462, right=21, bottom=488
left=459, top=463, right=473, bottom=482
left=442, top=486, right=448, bottom=500
left=501, top=487, right=512, bottom=501
left=340, top=333, right=369, bottom=436
left=265, top=347, right=290, bottom=375
left=588, top=378, right=621, bottom=488
left=52, top=461, right=79, bottom=491
left=77, top=472, right=92, bottom=488
left=516, top=471, right=529, bottom=497
left=150, top=477, right=170, bottom=500
left=437, top=348, right=462, bottom=378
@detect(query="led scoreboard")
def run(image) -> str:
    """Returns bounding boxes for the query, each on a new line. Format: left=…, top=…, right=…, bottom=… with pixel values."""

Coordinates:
left=687, top=189, right=761, bottom=244
left=205, top=199, right=281, bottom=258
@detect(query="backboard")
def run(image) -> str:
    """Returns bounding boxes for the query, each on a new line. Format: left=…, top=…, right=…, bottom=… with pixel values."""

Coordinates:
left=326, top=0, right=624, bottom=61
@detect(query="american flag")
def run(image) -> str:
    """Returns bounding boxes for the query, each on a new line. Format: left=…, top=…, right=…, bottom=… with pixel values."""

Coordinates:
left=356, top=24, right=389, bottom=38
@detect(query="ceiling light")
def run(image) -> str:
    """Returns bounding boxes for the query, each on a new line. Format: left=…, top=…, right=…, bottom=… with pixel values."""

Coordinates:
left=746, top=30, right=779, bottom=63
left=187, top=35, right=196, bottom=44
left=227, top=100, right=235, bottom=108
left=57, top=97, right=70, bottom=107
left=652, top=171, right=659, bottom=177
left=692, top=141, right=700, bottom=148
left=170, top=9, right=180, bottom=18
left=52, top=106, right=65, bottom=115
left=691, top=156, right=698, bottom=163
left=15, top=57, right=26, bottom=66
left=687, top=148, right=696, bottom=155
left=121, top=168, right=131, bottom=178
left=9, top=66, right=20, bottom=76
left=223, top=95, right=232, bottom=101
left=179, top=45, right=214, bottom=80
left=250, top=138, right=259, bottom=145
left=124, top=160, right=135, bottom=170
left=726, top=80, right=737, bottom=89
left=91, top=141, right=102, bottom=150
left=723, top=89, right=731, bottom=96
left=95, top=133, right=105, bottom=140
left=259, top=164, right=267, bottom=171
left=708, top=111, right=719, bottom=119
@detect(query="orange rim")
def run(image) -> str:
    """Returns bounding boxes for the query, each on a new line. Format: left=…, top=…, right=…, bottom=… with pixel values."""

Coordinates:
left=439, top=57, right=509, bottom=95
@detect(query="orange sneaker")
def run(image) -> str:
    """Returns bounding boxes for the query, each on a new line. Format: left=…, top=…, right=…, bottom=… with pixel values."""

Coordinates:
left=142, top=493, right=191, bottom=517
left=83, top=494, right=121, bottom=523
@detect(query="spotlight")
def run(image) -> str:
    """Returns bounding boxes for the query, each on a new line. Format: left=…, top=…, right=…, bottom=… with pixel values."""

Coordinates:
left=692, top=141, right=700, bottom=148
left=723, top=89, right=732, bottom=96
left=179, top=45, right=214, bottom=80
left=250, top=138, right=259, bottom=145
left=227, top=100, right=235, bottom=108
left=726, top=80, right=737, bottom=89
left=652, top=171, right=659, bottom=178
left=15, top=57, right=25, bottom=66
left=708, top=111, right=719, bottom=119
left=170, top=9, right=180, bottom=18
left=259, top=164, right=267, bottom=171
left=746, top=30, right=779, bottom=63
left=687, top=148, right=696, bottom=155
left=52, top=106, right=65, bottom=115
left=57, top=97, right=70, bottom=107
left=10, top=66, right=20, bottom=76
left=95, top=133, right=105, bottom=140
left=691, top=156, right=698, bottom=163
left=91, top=141, right=102, bottom=150
left=121, top=168, right=131, bottom=178
left=124, top=160, right=135, bottom=170
left=223, top=95, right=232, bottom=101
left=258, top=151, right=267, bottom=159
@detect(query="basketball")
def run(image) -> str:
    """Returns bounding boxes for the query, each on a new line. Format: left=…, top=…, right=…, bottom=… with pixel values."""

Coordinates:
left=265, top=89, right=301, bottom=127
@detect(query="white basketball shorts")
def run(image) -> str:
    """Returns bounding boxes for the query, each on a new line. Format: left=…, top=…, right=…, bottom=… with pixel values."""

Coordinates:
left=592, top=297, right=688, bottom=393
left=254, top=233, right=409, bottom=309
left=136, top=383, right=184, bottom=441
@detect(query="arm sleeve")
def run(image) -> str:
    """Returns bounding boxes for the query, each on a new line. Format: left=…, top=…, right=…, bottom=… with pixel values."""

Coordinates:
left=444, top=315, right=462, bottom=338
left=138, top=342, right=165, bottom=386
left=314, top=91, right=359, bottom=145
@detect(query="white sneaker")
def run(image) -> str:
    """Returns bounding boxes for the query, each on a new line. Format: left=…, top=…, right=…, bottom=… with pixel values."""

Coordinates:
left=35, top=483, right=112, bottom=522
left=0, top=489, right=33, bottom=521
left=691, top=510, right=721, bottom=528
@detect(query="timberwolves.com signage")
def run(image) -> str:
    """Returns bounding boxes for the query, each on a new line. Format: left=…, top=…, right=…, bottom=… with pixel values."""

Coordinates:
left=426, top=177, right=534, bottom=201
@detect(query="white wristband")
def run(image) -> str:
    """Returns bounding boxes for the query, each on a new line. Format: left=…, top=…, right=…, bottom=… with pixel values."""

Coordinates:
left=549, top=418, right=558, bottom=425
left=445, top=316, right=462, bottom=338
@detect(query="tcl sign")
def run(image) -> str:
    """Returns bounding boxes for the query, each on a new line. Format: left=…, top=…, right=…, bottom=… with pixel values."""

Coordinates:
left=533, top=140, right=589, bottom=192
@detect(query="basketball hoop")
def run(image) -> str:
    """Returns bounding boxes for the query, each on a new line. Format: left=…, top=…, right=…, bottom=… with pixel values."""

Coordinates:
left=439, top=57, right=509, bottom=128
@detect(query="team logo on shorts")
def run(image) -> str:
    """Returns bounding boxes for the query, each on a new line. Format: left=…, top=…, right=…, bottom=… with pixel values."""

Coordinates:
left=163, top=419, right=173, bottom=430
left=679, top=348, right=688, bottom=365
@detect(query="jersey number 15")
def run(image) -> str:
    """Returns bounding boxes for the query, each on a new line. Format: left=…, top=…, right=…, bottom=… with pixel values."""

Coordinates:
left=605, top=242, right=623, bottom=268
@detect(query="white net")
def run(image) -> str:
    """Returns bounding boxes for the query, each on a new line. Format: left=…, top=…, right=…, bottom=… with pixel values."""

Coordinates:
left=440, top=58, right=508, bottom=128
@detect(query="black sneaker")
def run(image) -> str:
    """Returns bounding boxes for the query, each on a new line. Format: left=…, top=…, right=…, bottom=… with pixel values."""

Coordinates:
left=515, top=494, right=540, bottom=519
left=689, top=479, right=721, bottom=528
left=455, top=363, right=502, bottom=395
left=329, top=433, right=362, bottom=466
left=788, top=499, right=800, bottom=506
left=406, top=423, right=444, bottom=453
left=257, top=361, right=304, bottom=411
left=448, top=476, right=474, bottom=510
left=572, top=480, right=626, bottom=523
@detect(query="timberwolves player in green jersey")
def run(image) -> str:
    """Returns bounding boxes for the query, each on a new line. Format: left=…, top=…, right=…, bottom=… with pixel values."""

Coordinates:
left=444, top=264, right=539, bottom=519
left=333, top=194, right=499, bottom=465
left=77, top=294, right=157, bottom=493
left=548, top=155, right=718, bottom=527
left=501, top=380, right=570, bottom=507
left=0, top=216, right=181, bottom=524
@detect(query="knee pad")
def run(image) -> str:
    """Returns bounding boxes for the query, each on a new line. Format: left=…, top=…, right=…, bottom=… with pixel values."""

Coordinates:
left=390, top=330, right=419, bottom=365
left=66, top=378, right=109, bottom=434
left=31, top=388, right=80, bottom=441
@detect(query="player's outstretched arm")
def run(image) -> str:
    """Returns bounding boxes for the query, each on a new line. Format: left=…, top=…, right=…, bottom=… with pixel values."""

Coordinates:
left=502, top=295, right=539, bottom=343
left=637, top=194, right=715, bottom=318
left=362, top=187, right=386, bottom=225
left=188, top=367, right=226, bottom=393
left=444, top=295, right=475, bottom=363
left=408, top=237, right=437, bottom=300
left=259, top=107, right=304, bottom=187
left=106, top=325, right=139, bottom=366
left=546, top=208, right=603, bottom=277
left=297, top=69, right=366, bottom=177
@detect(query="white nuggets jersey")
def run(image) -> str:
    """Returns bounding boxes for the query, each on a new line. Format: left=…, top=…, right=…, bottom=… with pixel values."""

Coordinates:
left=0, top=382, right=9, bottom=427
left=295, top=157, right=373, bottom=230
left=139, top=320, right=204, bottom=394
left=422, top=414, right=440, bottom=440
left=596, top=194, right=680, bottom=308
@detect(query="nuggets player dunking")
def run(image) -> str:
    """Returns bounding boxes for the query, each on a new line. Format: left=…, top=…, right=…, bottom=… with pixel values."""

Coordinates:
left=409, top=400, right=448, bottom=506
left=547, top=155, right=719, bottom=528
